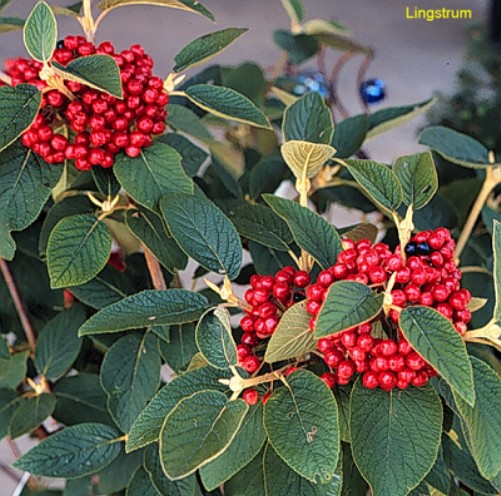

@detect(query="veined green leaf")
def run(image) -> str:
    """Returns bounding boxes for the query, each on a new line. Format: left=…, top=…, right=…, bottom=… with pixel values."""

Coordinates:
left=265, top=301, right=316, bottom=363
left=332, top=114, right=368, bottom=159
left=174, top=28, right=247, bottom=72
left=264, top=370, right=339, bottom=483
left=160, top=390, right=248, bottom=479
left=399, top=306, right=475, bottom=406
left=127, top=466, right=160, bottom=496
left=315, top=281, right=384, bottom=338
left=79, top=289, right=209, bottom=336
left=350, top=381, right=442, bottom=496
left=23, top=1, right=57, bottom=62
left=9, top=393, right=56, bottom=438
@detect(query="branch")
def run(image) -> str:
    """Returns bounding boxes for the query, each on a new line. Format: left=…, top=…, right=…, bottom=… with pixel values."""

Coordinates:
left=142, top=245, right=167, bottom=290
left=0, top=258, right=36, bottom=353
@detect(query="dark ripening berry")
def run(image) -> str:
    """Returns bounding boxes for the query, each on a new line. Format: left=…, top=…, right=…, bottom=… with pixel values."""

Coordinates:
left=404, top=242, right=418, bottom=256
left=416, top=241, right=431, bottom=255
left=293, top=292, right=306, bottom=302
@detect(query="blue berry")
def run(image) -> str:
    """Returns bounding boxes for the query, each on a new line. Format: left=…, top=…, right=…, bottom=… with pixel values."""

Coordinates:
left=416, top=242, right=431, bottom=255
left=359, top=78, right=386, bottom=104
left=293, top=71, right=329, bottom=98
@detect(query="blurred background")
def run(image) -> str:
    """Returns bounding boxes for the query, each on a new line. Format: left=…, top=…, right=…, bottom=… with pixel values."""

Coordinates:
left=0, top=0, right=496, bottom=493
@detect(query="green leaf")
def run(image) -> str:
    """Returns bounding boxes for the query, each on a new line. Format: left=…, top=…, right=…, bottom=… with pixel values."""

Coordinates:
left=264, top=195, right=342, bottom=269
left=230, top=203, right=293, bottom=252
left=79, top=289, right=208, bottom=336
left=0, top=351, right=28, bottom=389
left=52, top=55, right=122, bottom=98
left=14, top=422, right=122, bottom=478
left=350, top=381, right=442, bottom=496
left=419, top=126, right=497, bottom=169
left=115, top=142, right=193, bottom=212
left=9, top=393, right=56, bottom=438
left=333, top=385, right=351, bottom=443
left=315, top=281, right=384, bottom=338
left=126, top=207, right=187, bottom=273
left=166, top=103, right=213, bottom=141
left=393, top=152, right=438, bottom=209
left=71, top=265, right=133, bottom=309
left=399, top=305, right=475, bottom=406
left=184, top=84, right=271, bottom=129
left=0, top=85, right=42, bottom=153
left=367, top=98, right=435, bottom=139
left=161, top=194, right=242, bottom=280
left=91, top=166, right=121, bottom=197
left=281, top=140, right=335, bottom=179
left=341, top=442, right=368, bottom=496
left=282, top=92, right=334, bottom=144
left=196, top=307, right=237, bottom=370
left=47, top=214, right=112, bottom=289
left=453, top=357, right=501, bottom=479
left=160, top=390, right=248, bottom=479
left=174, top=28, right=247, bottom=72
left=101, top=333, right=161, bottom=432
left=160, top=133, right=208, bottom=177
left=159, top=323, right=198, bottom=373
left=0, top=389, right=23, bottom=440
left=274, top=30, right=318, bottom=65
left=0, top=16, right=24, bottom=34
left=264, top=370, right=339, bottom=483
left=126, top=366, right=228, bottom=452
left=280, top=0, right=304, bottom=23
left=97, top=0, right=215, bottom=21
left=0, top=142, right=62, bottom=259
left=265, top=301, right=316, bottom=363
left=200, top=403, right=266, bottom=490
left=225, top=449, right=266, bottom=496
left=263, top=444, right=343, bottom=496
left=34, top=305, right=85, bottom=380
left=23, top=1, right=57, bottom=62
left=332, top=114, right=368, bottom=159
left=344, top=159, right=403, bottom=213
left=248, top=154, right=288, bottom=200
left=127, top=467, right=160, bottom=496
left=98, top=449, right=143, bottom=494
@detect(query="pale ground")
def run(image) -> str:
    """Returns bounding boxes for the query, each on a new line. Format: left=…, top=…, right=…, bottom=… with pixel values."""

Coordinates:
left=0, top=0, right=490, bottom=493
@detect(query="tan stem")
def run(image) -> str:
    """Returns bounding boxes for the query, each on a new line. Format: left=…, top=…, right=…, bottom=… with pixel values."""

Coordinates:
left=143, top=246, right=167, bottom=290
left=455, top=170, right=497, bottom=262
left=82, top=0, right=96, bottom=41
left=0, top=259, right=36, bottom=353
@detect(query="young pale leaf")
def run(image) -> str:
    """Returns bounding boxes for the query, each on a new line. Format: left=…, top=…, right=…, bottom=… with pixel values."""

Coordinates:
left=126, top=208, right=187, bottom=273
left=97, top=0, right=215, bottom=21
left=115, top=142, right=193, bottom=212
left=281, top=140, right=335, bottom=179
left=200, top=403, right=266, bottom=490
left=9, top=393, right=56, bottom=438
left=419, top=126, right=497, bottom=169
left=52, top=55, right=122, bottom=98
left=0, top=84, right=42, bottom=152
left=350, top=381, right=442, bottom=496
left=265, top=301, right=316, bottom=363
left=264, top=195, right=342, bottom=269
left=14, top=422, right=123, bottom=478
left=79, top=289, right=208, bottom=336
left=332, top=114, right=368, bottom=158
left=126, top=366, right=228, bottom=452
left=344, top=159, right=403, bottom=213
left=282, top=92, right=334, bottom=145
left=174, top=28, right=247, bottom=73
left=23, top=1, right=57, bottom=62
left=399, top=306, right=475, bottom=406
left=127, top=467, right=160, bottom=496
left=230, top=203, right=293, bottom=252
left=393, top=151, right=438, bottom=209
left=342, top=223, right=378, bottom=244
left=34, top=305, right=86, bottom=380
left=315, top=281, right=384, bottom=338
left=263, top=444, right=343, bottom=496
left=196, top=307, right=237, bottom=370
left=101, top=333, right=161, bottom=433
left=184, top=84, right=271, bottom=129
left=47, top=214, right=112, bottom=289
left=160, top=390, right=248, bottom=479
left=280, top=0, right=304, bottom=23
left=264, top=370, right=339, bottom=484
left=366, top=98, right=435, bottom=140
left=161, top=194, right=242, bottom=280
left=453, top=357, right=501, bottom=479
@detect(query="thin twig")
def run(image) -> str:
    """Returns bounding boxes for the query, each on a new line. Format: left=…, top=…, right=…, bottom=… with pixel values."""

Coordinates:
left=356, top=54, right=374, bottom=113
left=0, top=259, right=36, bottom=353
left=142, top=245, right=167, bottom=290
left=330, top=51, right=354, bottom=120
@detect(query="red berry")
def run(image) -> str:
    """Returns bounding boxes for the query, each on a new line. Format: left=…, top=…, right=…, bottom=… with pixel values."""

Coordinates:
left=317, top=270, right=333, bottom=287
left=378, top=371, right=397, bottom=390
left=243, top=388, right=259, bottom=405
left=242, top=355, right=260, bottom=374
left=380, top=339, right=398, bottom=357
left=362, top=371, right=379, bottom=389
left=320, top=372, right=336, bottom=388
left=337, top=360, right=356, bottom=379
left=406, top=352, right=426, bottom=371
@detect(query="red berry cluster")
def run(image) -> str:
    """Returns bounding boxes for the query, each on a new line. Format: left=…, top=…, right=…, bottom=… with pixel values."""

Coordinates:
left=5, top=36, right=168, bottom=169
left=306, top=227, right=471, bottom=391
left=237, top=266, right=311, bottom=375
